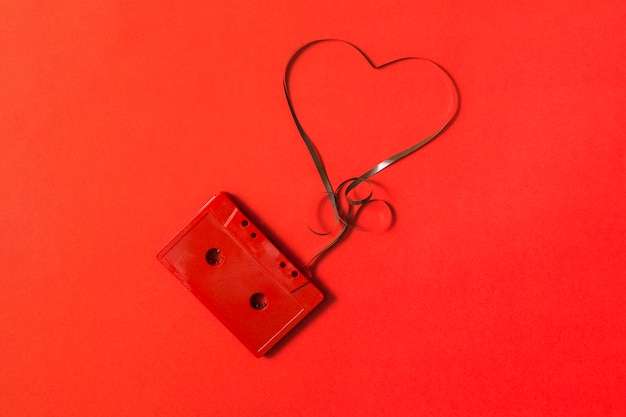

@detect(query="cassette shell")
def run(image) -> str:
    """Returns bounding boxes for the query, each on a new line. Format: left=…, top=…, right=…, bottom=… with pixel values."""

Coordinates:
left=157, top=192, right=324, bottom=357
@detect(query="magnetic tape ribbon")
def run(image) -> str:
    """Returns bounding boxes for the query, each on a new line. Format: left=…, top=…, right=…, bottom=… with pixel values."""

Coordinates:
left=283, top=39, right=460, bottom=270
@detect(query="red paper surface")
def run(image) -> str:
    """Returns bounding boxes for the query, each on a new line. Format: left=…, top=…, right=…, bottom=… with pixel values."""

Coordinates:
left=1, top=1, right=624, bottom=416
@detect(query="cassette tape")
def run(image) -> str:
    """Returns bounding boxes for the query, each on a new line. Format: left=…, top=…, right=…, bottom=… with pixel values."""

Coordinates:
left=157, top=192, right=324, bottom=357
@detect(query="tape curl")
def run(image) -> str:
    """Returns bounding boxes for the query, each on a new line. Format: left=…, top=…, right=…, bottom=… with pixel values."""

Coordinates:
left=284, top=39, right=460, bottom=271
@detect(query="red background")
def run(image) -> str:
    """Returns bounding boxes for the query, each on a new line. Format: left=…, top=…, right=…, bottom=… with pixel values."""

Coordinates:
left=1, top=1, right=624, bottom=416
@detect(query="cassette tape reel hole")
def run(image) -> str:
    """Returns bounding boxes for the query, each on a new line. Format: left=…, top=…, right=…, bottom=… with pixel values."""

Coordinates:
left=250, top=293, right=269, bottom=310
left=205, top=248, right=224, bottom=266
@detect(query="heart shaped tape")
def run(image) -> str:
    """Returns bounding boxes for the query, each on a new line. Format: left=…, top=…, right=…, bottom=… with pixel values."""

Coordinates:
left=283, top=39, right=460, bottom=269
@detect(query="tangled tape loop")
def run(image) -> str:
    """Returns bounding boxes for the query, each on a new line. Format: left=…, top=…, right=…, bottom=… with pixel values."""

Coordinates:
left=284, top=39, right=460, bottom=270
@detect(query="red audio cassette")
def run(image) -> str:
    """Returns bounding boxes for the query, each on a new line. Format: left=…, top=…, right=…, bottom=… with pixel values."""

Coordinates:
left=157, top=192, right=324, bottom=357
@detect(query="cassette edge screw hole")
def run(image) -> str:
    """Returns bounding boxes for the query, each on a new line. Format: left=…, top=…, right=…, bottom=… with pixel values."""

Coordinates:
left=205, top=248, right=224, bottom=266
left=241, top=219, right=249, bottom=227
left=250, top=293, right=268, bottom=310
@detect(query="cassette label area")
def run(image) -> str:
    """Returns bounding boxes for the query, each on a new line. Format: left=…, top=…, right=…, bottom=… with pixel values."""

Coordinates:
left=157, top=192, right=324, bottom=357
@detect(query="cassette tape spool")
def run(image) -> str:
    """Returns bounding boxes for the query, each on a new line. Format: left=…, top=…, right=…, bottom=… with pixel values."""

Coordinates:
left=157, top=192, right=324, bottom=357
